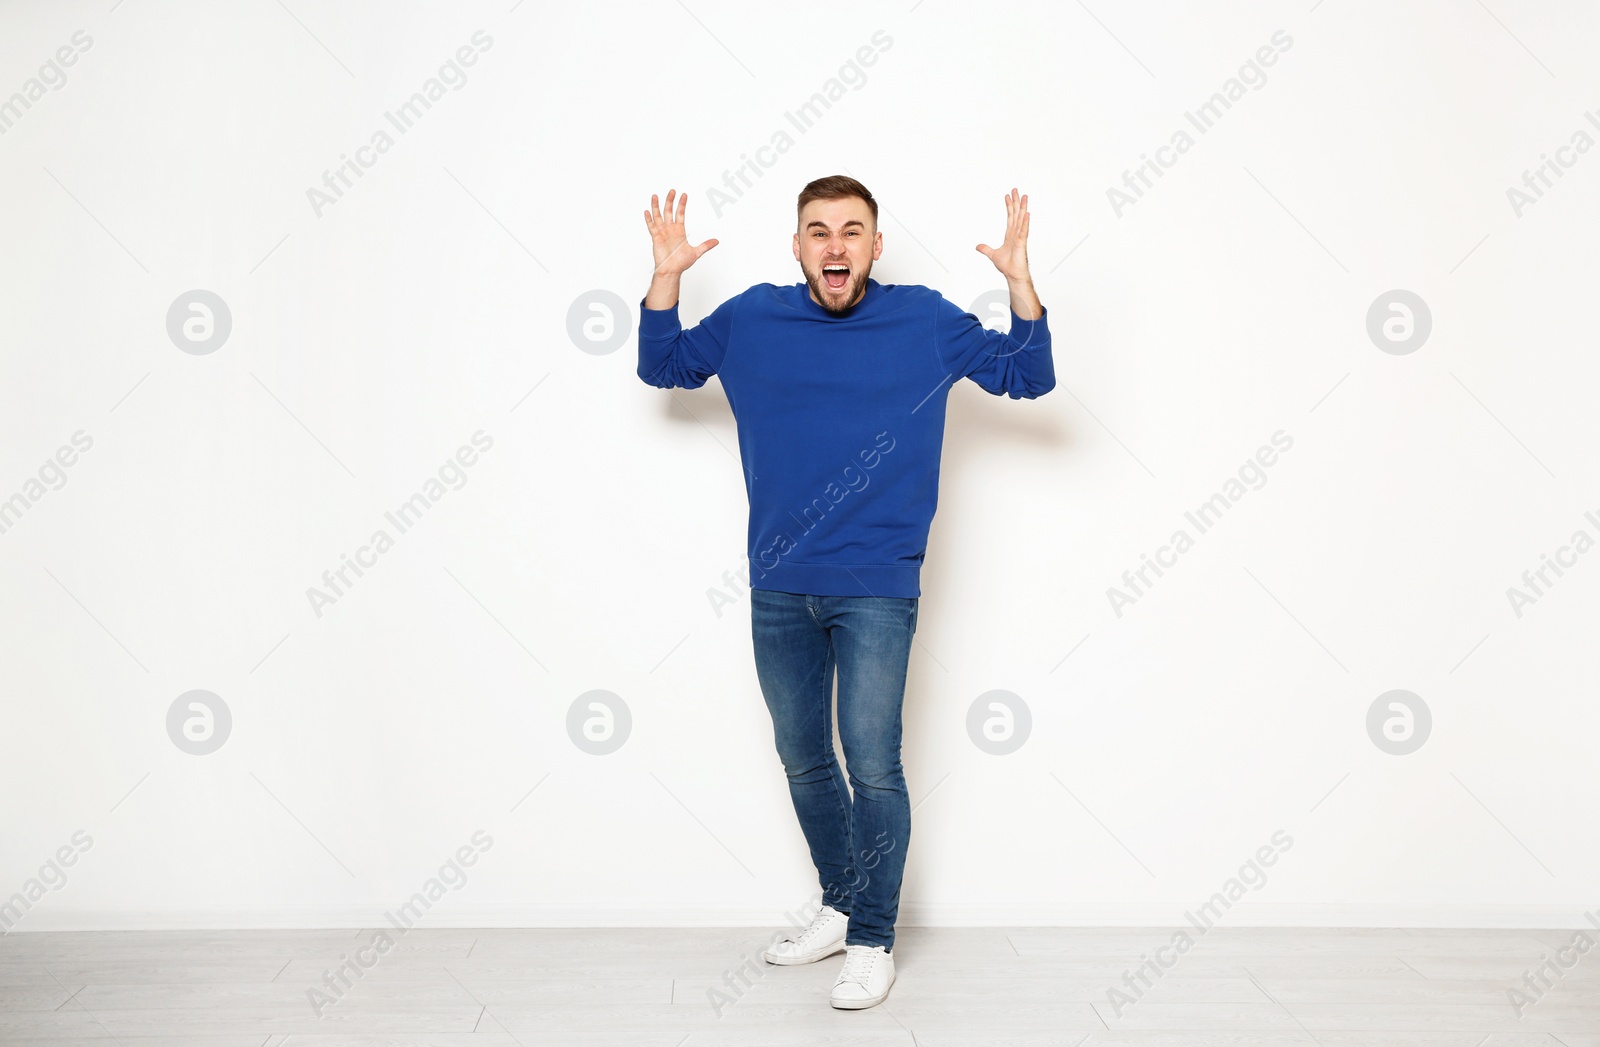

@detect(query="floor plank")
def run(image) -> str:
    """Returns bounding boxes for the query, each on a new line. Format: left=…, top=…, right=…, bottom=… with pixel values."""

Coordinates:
left=1, top=926, right=1596, bottom=1044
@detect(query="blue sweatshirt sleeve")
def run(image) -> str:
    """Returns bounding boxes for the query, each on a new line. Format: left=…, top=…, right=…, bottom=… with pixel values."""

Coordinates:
left=932, top=293, right=1056, bottom=399
left=636, top=292, right=740, bottom=390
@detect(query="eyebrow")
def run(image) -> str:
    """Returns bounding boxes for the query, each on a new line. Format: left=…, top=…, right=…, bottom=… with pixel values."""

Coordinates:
left=805, top=220, right=866, bottom=231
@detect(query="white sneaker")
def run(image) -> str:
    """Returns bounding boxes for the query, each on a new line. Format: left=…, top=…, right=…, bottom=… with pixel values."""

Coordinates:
left=829, top=943, right=895, bottom=1009
left=763, top=904, right=850, bottom=965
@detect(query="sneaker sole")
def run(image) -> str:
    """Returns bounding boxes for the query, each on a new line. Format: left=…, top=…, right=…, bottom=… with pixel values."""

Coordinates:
left=829, top=985, right=891, bottom=1009
left=763, top=940, right=846, bottom=965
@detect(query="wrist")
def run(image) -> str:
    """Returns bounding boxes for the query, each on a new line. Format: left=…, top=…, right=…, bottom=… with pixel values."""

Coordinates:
left=645, top=271, right=682, bottom=311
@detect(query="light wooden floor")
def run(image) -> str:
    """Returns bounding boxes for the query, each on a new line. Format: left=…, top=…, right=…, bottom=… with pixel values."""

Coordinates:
left=2, top=925, right=1597, bottom=1045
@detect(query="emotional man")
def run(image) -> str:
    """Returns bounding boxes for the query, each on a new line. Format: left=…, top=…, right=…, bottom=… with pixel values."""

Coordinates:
left=636, top=175, right=1055, bottom=1009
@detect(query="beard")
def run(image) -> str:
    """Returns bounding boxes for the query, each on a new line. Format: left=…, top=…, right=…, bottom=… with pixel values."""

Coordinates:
left=802, top=257, right=872, bottom=315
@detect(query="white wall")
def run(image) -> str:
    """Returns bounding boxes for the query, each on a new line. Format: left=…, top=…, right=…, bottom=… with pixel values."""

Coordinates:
left=3, top=0, right=1597, bottom=932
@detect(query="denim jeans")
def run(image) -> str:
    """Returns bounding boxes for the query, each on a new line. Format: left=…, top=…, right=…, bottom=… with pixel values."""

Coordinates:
left=750, top=587, right=918, bottom=952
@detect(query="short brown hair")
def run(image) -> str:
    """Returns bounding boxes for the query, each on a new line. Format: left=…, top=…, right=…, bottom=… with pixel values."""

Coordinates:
left=797, top=175, right=877, bottom=229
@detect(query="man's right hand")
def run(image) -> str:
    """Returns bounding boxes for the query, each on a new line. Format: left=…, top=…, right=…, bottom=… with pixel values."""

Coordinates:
left=645, top=189, right=718, bottom=295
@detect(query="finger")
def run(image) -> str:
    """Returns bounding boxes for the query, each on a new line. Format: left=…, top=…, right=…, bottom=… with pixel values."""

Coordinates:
left=665, top=188, right=678, bottom=223
left=675, top=191, right=687, bottom=225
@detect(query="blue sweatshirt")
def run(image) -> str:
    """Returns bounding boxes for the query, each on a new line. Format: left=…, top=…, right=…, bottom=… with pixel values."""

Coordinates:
left=637, top=279, right=1054, bottom=598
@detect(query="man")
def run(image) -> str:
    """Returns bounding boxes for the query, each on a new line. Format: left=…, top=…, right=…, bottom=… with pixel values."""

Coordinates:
left=636, top=175, right=1054, bottom=1009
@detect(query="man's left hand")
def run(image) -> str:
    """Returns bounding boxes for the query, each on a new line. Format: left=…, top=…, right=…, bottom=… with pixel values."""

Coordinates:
left=976, top=188, right=1032, bottom=282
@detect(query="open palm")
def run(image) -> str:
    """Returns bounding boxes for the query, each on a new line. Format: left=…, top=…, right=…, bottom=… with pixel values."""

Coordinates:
left=976, top=188, right=1031, bottom=281
left=644, top=189, right=719, bottom=276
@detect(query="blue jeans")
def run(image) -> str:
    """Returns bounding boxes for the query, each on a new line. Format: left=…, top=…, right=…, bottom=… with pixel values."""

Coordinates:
left=750, top=587, right=918, bottom=952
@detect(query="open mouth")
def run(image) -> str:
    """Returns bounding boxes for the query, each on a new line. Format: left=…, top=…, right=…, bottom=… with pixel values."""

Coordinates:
left=822, top=264, right=850, bottom=292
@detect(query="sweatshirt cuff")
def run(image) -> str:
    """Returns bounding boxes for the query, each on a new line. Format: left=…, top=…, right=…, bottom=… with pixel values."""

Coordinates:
left=1010, top=304, right=1048, bottom=341
left=638, top=297, right=681, bottom=335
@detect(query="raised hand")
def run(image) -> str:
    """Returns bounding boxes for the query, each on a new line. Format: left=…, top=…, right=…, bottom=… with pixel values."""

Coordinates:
left=645, top=189, right=719, bottom=276
left=975, top=188, right=1032, bottom=282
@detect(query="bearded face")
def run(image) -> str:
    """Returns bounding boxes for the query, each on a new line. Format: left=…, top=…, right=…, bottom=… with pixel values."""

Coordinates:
left=794, top=196, right=882, bottom=315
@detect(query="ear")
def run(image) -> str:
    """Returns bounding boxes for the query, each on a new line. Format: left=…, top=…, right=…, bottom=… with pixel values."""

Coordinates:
left=792, top=233, right=801, bottom=262
left=872, top=230, right=884, bottom=261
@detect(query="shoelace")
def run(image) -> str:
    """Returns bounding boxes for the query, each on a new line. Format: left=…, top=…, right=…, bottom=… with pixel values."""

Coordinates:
left=784, top=907, right=839, bottom=946
left=837, top=945, right=879, bottom=987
